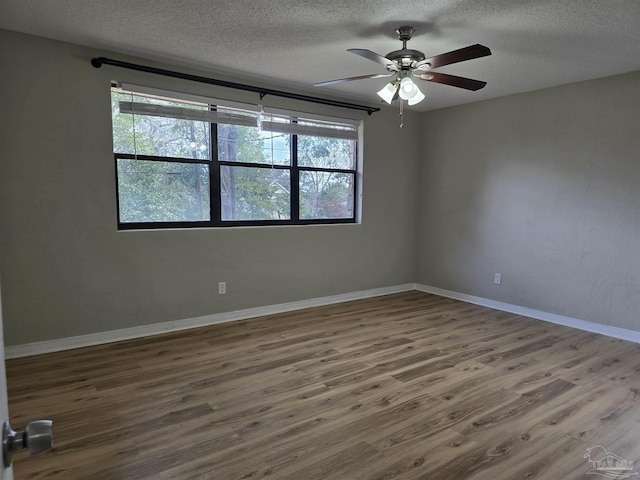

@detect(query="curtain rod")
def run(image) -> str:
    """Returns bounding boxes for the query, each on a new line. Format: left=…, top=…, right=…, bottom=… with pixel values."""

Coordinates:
left=91, top=57, right=380, bottom=115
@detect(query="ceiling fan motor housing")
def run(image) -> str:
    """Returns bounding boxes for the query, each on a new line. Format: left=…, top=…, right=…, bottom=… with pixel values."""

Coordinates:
left=386, top=25, right=426, bottom=69
left=385, top=49, right=426, bottom=68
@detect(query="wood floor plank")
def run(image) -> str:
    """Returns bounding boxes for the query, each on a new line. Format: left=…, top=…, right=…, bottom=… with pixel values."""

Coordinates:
left=7, top=291, right=640, bottom=479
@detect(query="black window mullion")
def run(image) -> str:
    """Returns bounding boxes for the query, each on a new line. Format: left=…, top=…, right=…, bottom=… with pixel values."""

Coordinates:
left=351, top=139, right=358, bottom=221
left=211, top=120, right=221, bottom=225
left=116, top=153, right=208, bottom=165
left=290, top=134, right=299, bottom=222
left=114, top=155, right=122, bottom=227
left=297, top=166, right=356, bottom=175
left=218, top=161, right=291, bottom=170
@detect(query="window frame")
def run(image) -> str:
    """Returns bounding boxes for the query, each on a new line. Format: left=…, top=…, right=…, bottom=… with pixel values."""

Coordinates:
left=112, top=87, right=360, bottom=230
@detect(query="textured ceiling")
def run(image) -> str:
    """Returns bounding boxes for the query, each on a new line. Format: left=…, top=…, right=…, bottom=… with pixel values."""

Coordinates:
left=1, top=0, right=639, bottom=111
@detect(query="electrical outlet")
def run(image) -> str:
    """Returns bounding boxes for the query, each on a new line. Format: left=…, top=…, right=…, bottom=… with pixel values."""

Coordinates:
left=494, top=273, right=502, bottom=285
left=218, top=282, right=226, bottom=295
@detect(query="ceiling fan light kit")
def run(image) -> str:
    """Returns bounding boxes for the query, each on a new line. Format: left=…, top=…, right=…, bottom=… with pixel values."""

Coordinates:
left=407, top=86, right=425, bottom=106
left=376, top=82, right=398, bottom=104
left=315, top=25, right=491, bottom=120
left=399, top=77, right=415, bottom=98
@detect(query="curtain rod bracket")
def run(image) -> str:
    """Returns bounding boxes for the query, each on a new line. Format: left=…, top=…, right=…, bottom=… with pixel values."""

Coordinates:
left=91, top=56, right=380, bottom=115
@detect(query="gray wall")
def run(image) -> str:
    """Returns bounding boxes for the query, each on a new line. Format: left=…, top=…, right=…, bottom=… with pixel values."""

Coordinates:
left=418, top=71, right=640, bottom=330
left=0, top=30, right=421, bottom=346
left=2, top=28, right=637, bottom=347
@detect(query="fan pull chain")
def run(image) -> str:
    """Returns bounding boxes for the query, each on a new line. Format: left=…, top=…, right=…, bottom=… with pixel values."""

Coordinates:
left=399, top=99, right=404, bottom=128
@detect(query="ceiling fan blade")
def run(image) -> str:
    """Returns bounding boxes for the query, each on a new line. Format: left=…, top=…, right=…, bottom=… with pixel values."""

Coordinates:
left=418, top=72, right=487, bottom=91
left=347, top=49, right=398, bottom=70
left=418, top=44, right=491, bottom=69
left=314, top=72, right=394, bottom=87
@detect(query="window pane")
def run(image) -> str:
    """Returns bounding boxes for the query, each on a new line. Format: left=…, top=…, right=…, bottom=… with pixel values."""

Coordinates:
left=220, top=166, right=290, bottom=221
left=117, top=159, right=210, bottom=223
left=300, top=171, right=354, bottom=219
left=217, top=123, right=290, bottom=165
left=297, top=136, right=355, bottom=170
left=111, top=92, right=211, bottom=160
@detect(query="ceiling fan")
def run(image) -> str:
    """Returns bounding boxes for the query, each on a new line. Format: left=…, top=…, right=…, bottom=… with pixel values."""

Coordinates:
left=314, top=26, right=491, bottom=106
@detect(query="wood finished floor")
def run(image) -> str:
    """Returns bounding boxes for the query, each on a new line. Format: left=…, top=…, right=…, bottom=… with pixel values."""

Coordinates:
left=7, top=291, right=640, bottom=480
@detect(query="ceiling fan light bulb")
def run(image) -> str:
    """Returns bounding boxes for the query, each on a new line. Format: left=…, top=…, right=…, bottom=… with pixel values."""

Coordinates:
left=377, top=83, right=397, bottom=104
left=408, top=88, right=425, bottom=105
left=399, top=77, right=417, bottom=100
left=400, top=77, right=414, bottom=93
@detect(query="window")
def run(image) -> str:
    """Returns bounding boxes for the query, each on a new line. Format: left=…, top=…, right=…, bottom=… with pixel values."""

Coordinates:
left=111, top=85, right=360, bottom=229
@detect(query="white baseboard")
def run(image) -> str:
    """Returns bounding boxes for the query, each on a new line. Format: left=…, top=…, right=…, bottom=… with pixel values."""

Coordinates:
left=8, top=282, right=637, bottom=359
left=416, top=283, right=640, bottom=344
left=4, top=283, right=416, bottom=359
